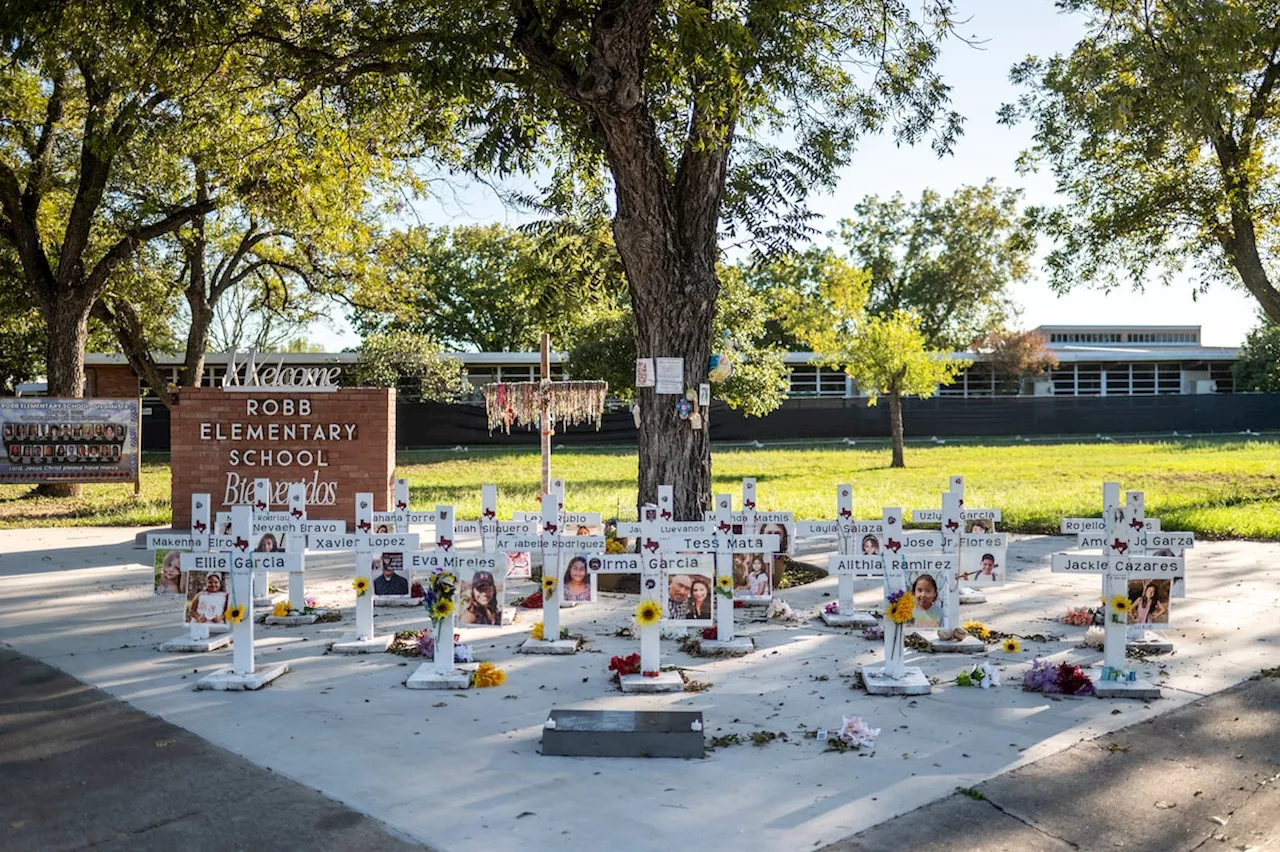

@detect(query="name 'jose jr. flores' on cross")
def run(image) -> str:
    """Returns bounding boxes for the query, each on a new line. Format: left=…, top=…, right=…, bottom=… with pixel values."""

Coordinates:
left=201, top=397, right=360, bottom=507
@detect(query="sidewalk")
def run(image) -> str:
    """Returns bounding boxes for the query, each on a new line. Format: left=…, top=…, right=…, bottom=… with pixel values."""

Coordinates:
left=0, top=647, right=429, bottom=852
left=825, top=674, right=1280, bottom=852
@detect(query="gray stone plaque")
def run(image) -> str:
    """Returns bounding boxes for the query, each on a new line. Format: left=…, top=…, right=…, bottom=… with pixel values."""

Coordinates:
left=541, top=709, right=704, bottom=758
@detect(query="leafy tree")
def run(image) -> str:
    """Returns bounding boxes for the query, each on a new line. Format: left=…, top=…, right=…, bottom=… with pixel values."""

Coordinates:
left=969, top=328, right=1058, bottom=395
left=1233, top=320, right=1280, bottom=392
left=812, top=310, right=968, bottom=467
left=363, top=221, right=621, bottom=352
left=348, top=330, right=469, bottom=402
left=0, top=249, right=43, bottom=394
left=0, top=2, right=239, bottom=404
left=836, top=182, right=1034, bottom=351
left=257, top=0, right=963, bottom=517
left=564, top=263, right=790, bottom=416
left=1000, top=0, right=1280, bottom=322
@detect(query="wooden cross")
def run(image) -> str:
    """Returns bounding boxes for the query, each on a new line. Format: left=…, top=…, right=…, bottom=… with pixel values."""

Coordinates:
left=481, top=333, right=607, bottom=495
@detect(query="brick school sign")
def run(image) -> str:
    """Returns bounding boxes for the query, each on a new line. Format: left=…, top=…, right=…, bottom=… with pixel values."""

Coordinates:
left=170, top=386, right=394, bottom=527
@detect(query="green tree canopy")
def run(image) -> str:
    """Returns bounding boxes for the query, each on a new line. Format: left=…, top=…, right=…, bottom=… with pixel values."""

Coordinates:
left=348, top=330, right=468, bottom=402
left=835, top=182, right=1033, bottom=350
left=1000, top=0, right=1280, bottom=322
left=1233, top=319, right=1280, bottom=392
left=362, top=221, right=622, bottom=352
left=254, top=0, right=963, bottom=516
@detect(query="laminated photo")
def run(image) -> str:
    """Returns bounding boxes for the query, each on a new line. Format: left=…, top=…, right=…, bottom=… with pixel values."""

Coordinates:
left=561, top=555, right=596, bottom=603
left=154, top=549, right=188, bottom=597
left=1126, top=578, right=1171, bottom=628
left=907, top=571, right=946, bottom=629
left=184, top=571, right=231, bottom=624
left=372, top=552, right=409, bottom=596
left=459, top=570, right=503, bottom=626
left=664, top=567, right=714, bottom=626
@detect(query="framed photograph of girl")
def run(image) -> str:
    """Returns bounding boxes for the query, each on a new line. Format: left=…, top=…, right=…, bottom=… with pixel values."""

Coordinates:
left=1126, top=579, right=1171, bottom=627
left=561, top=555, right=596, bottom=603
left=907, top=571, right=946, bottom=629
left=154, top=549, right=188, bottom=597
left=458, top=570, right=503, bottom=626
left=185, top=571, right=231, bottom=624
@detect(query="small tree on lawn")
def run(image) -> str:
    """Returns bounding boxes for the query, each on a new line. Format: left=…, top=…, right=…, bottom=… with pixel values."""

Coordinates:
left=809, top=310, right=968, bottom=468
left=1233, top=321, right=1280, bottom=393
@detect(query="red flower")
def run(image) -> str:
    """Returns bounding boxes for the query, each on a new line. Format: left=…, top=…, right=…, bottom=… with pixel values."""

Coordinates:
left=608, top=653, right=641, bottom=676
left=642, top=670, right=660, bottom=678
left=520, top=591, right=544, bottom=609
left=701, top=626, right=718, bottom=640
left=733, top=600, right=745, bottom=609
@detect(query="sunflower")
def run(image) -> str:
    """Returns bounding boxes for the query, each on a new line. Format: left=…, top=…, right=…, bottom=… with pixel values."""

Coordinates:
left=225, top=604, right=246, bottom=624
left=1002, top=637, right=1022, bottom=653
left=272, top=601, right=291, bottom=618
left=962, top=619, right=991, bottom=642
left=430, top=598, right=456, bottom=620
left=716, top=574, right=734, bottom=595
left=472, top=662, right=507, bottom=688
left=633, top=599, right=663, bottom=627
left=886, top=590, right=916, bottom=625
left=353, top=577, right=370, bottom=596
left=1109, top=595, right=1130, bottom=613
left=529, top=621, right=545, bottom=641
left=541, top=575, right=557, bottom=594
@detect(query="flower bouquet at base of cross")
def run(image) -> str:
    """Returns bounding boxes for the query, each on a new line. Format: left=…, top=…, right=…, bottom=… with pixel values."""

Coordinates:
left=1021, top=658, right=1095, bottom=696
left=823, top=601, right=840, bottom=615
left=608, top=653, right=641, bottom=677
left=1062, top=606, right=1095, bottom=626
left=471, top=661, right=506, bottom=688
left=701, top=626, right=718, bottom=641
left=954, top=662, right=1001, bottom=689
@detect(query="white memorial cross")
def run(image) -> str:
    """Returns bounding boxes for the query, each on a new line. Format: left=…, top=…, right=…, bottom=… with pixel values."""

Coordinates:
left=190, top=504, right=299, bottom=689
left=404, top=505, right=501, bottom=689
left=800, top=484, right=883, bottom=627
left=882, top=491, right=973, bottom=651
left=522, top=493, right=604, bottom=652
left=1077, top=491, right=1193, bottom=652
left=311, top=492, right=418, bottom=652
left=912, top=475, right=1003, bottom=604
left=860, top=508, right=931, bottom=695
left=586, top=500, right=685, bottom=692
left=147, top=494, right=230, bottom=652
left=698, top=478, right=793, bottom=603
left=1051, top=483, right=1185, bottom=698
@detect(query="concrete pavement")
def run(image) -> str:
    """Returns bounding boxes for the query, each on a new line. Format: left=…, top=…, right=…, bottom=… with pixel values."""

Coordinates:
left=0, top=647, right=430, bottom=852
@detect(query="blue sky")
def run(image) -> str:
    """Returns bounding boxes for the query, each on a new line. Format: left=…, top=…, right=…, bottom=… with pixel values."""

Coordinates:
left=311, top=1, right=1260, bottom=351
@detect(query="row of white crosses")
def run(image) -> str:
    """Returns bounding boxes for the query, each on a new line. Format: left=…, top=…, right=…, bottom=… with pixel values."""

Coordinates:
left=1052, top=483, right=1187, bottom=694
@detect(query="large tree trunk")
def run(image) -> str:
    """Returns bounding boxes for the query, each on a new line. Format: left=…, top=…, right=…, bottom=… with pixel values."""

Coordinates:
left=1224, top=221, right=1280, bottom=323
left=182, top=296, right=213, bottom=387
left=622, top=232, right=717, bottom=519
left=887, top=385, right=906, bottom=469
left=37, top=296, right=92, bottom=496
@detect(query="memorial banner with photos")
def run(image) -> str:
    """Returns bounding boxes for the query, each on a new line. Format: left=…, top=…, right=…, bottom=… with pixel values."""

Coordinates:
left=0, top=398, right=139, bottom=484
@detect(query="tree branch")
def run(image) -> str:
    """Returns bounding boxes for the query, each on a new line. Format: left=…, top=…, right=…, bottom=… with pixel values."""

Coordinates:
left=82, top=199, right=220, bottom=297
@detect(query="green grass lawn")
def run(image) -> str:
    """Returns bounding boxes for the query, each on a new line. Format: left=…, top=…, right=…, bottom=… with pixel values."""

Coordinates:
left=2, top=438, right=1277, bottom=539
